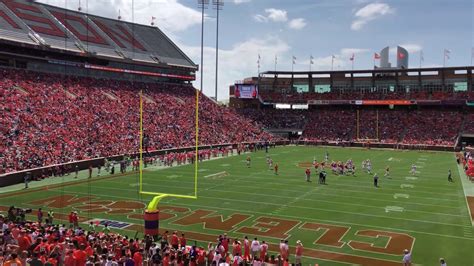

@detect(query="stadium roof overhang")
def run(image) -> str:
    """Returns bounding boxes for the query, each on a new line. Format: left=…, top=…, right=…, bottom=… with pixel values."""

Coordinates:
left=260, top=66, right=474, bottom=76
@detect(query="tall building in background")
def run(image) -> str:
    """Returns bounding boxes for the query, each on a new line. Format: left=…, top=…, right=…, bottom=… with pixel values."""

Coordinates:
left=377, top=46, right=409, bottom=69
left=380, top=46, right=390, bottom=68
left=397, top=46, right=409, bottom=68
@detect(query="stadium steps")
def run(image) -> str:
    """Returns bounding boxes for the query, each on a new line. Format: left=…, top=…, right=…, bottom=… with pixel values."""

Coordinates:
left=39, top=5, right=86, bottom=52
left=398, top=127, right=409, bottom=143
left=0, top=3, right=38, bottom=45
left=0, top=28, right=37, bottom=45
left=14, top=86, right=29, bottom=95
left=142, top=94, right=156, bottom=104
left=83, top=15, right=126, bottom=58
left=459, top=115, right=467, bottom=133
left=173, top=96, right=185, bottom=104
left=101, top=91, right=118, bottom=101
left=63, top=89, right=77, bottom=100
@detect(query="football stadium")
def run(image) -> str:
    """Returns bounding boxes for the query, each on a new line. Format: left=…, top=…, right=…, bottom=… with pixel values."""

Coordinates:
left=1, top=0, right=474, bottom=265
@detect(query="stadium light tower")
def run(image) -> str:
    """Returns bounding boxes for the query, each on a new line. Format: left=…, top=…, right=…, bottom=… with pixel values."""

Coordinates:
left=212, top=0, right=223, bottom=101
left=198, top=0, right=209, bottom=93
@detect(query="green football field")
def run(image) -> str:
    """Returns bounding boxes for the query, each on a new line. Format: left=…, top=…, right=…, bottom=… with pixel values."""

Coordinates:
left=1, top=146, right=473, bottom=265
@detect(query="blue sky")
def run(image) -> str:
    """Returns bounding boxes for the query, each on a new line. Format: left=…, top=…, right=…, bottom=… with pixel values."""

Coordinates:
left=38, top=0, right=473, bottom=100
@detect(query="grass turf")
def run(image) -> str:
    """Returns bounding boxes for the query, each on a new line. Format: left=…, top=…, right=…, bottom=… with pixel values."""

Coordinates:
left=1, top=146, right=473, bottom=265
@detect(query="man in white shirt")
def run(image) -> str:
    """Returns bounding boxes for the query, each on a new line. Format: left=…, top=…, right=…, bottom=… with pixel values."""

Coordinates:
left=402, top=249, right=412, bottom=266
left=250, top=238, right=260, bottom=259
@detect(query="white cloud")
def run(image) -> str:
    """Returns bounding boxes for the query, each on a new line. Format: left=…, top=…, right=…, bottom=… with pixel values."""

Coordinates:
left=266, top=8, right=288, bottom=22
left=253, top=14, right=269, bottom=22
left=288, top=18, right=306, bottom=30
left=37, top=0, right=202, bottom=33
left=179, top=36, right=290, bottom=100
left=254, top=8, right=288, bottom=23
left=340, top=48, right=369, bottom=56
left=351, top=3, right=394, bottom=30
left=233, top=0, right=251, bottom=4
left=398, top=44, right=423, bottom=53
left=387, top=44, right=422, bottom=57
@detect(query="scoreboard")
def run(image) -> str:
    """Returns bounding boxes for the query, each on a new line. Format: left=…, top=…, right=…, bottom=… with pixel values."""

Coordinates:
left=234, top=84, right=258, bottom=99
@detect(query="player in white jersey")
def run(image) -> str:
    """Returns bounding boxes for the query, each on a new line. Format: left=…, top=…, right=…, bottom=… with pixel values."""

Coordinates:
left=366, top=160, right=372, bottom=174
left=410, top=164, right=417, bottom=175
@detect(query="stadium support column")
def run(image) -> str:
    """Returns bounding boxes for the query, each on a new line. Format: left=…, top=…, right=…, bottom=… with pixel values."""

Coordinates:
left=356, top=109, right=360, bottom=140
left=468, top=69, right=473, bottom=92
left=395, top=71, right=399, bottom=92
left=308, top=73, right=313, bottom=93
left=198, top=0, right=209, bottom=92
left=291, top=73, right=294, bottom=92
left=213, top=0, right=223, bottom=100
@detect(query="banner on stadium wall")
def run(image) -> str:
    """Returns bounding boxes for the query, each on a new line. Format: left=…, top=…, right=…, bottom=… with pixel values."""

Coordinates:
left=441, top=100, right=467, bottom=106
left=307, top=100, right=350, bottom=105
left=467, top=101, right=474, bottom=107
left=417, top=100, right=441, bottom=105
left=361, top=100, right=413, bottom=105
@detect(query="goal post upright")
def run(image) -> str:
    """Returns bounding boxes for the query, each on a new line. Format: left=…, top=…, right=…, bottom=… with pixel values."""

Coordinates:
left=139, top=87, right=200, bottom=238
left=194, top=88, right=200, bottom=199
left=139, top=90, right=143, bottom=193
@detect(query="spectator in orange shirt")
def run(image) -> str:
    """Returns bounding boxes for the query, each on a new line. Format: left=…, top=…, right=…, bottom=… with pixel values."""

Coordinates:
left=17, top=231, right=31, bottom=251
left=133, top=248, right=143, bottom=266
left=3, top=253, right=22, bottom=266
left=171, top=231, right=179, bottom=250
left=179, top=234, right=186, bottom=249
left=73, top=244, right=87, bottom=266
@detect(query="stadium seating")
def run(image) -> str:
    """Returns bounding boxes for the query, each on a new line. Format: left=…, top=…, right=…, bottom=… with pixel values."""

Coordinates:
left=462, top=113, right=474, bottom=134
left=234, top=107, right=466, bottom=146
left=401, top=110, right=462, bottom=146
left=303, top=110, right=356, bottom=141
left=236, top=109, right=307, bottom=129
left=258, top=90, right=473, bottom=103
left=0, top=69, right=274, bottom=173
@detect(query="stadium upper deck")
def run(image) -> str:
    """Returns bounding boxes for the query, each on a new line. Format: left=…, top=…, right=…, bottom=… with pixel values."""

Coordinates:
left=230, top=66, right=474, bottom=105
left=0, top=0, right=196, bottom=75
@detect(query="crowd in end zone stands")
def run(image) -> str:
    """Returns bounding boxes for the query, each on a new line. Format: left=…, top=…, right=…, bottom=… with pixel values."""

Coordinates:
left=0, top=209, right=301, bottom=266
left=0, top=69, right=275, bottom=174
left=235, top=109, right=306, bottom=129
left=238, top=107, right=466, bottom=145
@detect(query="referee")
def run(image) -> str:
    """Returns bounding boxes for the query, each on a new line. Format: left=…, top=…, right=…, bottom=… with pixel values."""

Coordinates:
left=373, top=173, right=379, bottom=187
